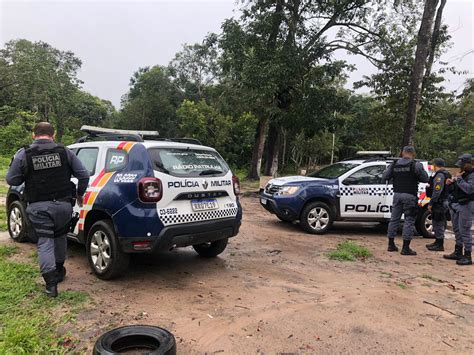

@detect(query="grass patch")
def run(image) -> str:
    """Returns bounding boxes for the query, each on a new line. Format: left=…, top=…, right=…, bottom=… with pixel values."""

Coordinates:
left=0, top=252, right=89, bottom=353
left=397, top=282, right=408, bottom=289
left=0, top=245, right=18, bottom=257
left=327, top=241, right=372, bottom=261
left=0, top=204, right=7, bottom=232
left=380, top=272, right=392, bottom=278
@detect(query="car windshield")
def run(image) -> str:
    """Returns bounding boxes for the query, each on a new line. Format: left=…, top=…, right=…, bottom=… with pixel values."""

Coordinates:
left=148, top=147, right=229, bottom=177
left=309, top=163, right=359, bottom=179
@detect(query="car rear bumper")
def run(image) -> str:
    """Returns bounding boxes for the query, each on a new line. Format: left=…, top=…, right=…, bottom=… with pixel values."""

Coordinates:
left=118, top=217, right=241, bottom=253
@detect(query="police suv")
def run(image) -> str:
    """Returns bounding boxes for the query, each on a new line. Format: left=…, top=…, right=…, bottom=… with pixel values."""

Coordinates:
left=260, top=152, right=433, bottom=237
left=7, top=126, right=242, bottom=279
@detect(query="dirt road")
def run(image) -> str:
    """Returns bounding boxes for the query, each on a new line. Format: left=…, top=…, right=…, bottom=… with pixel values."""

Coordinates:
left=2, top=196, right=474, bottom=354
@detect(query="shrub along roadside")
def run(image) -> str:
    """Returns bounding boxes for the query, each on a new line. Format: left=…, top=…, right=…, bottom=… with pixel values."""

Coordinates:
left=328, top=241, right=372, bottom=261
left=0, top=245, right=89, bottom=353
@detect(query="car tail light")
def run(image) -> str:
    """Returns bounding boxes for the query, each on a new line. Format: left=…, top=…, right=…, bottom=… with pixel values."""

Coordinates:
left=232, top=175, right=241, bottom=196
left=138, top=177, right=162, bottom=203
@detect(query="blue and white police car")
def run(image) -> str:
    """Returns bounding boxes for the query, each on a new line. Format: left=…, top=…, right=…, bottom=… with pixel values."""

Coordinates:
left=7, top=126, right=242, bottom=279
left=260, top=152, right=433, bottom=237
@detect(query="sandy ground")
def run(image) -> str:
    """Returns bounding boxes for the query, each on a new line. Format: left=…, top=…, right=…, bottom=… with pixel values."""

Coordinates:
left=1, top=196, right=474, bottom=354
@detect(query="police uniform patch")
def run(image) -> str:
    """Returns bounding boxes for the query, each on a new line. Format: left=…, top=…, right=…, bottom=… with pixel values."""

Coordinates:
left=435, top=185, right=441, bottom=191
left=31, top=153, right=62, bottom=170
left=435, top=177, right=441, bottom=182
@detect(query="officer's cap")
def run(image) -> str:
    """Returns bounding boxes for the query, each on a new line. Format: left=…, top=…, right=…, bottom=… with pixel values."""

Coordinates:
left=402, top=146, right=416, bottom=154
left=432, top=158, right=445, bottom=167
left=455, top=153, right=473, bottom=167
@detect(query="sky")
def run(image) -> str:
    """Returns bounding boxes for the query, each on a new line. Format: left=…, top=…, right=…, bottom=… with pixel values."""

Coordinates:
left=1, top=0, right=473, bottom=108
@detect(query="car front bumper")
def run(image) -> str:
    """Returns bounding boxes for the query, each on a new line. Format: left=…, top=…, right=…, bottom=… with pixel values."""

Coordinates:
left=259, top=194, right=299, bottom=220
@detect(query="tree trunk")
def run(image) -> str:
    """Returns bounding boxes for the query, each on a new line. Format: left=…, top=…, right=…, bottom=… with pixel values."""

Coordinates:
left=403, top=0, right=439, bottom=147
left=264, top=122, right=280, bottom=176
left=422, top=0, right=447, bottom=93
left=247, top=117, right=268, bottom=180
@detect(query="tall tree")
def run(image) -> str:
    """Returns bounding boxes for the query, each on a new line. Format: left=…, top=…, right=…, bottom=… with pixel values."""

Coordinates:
left=403, top=0, right=440, bottom=146
left=220, top=0, right=409, bottom=178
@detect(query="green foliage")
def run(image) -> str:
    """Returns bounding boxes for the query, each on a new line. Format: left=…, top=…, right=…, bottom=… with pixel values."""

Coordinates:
left=0, top=205, right=6, bottom=232
left=327, top=241, right=372, bottom=261
left=0, top=246, right=18, bottom=257
left=0, top=115, right=35, bottom=156
left=0, top=254, right=88, bottom=353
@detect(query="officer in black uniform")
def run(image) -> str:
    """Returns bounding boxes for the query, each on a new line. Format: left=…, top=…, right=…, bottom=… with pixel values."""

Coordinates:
left=444, top=154, right=474, bottom=265
left=425, top=158, right=451, bottom=251
left=6, top=122, right=89, bottom=297
left=383, top=146, right=429, bottom=255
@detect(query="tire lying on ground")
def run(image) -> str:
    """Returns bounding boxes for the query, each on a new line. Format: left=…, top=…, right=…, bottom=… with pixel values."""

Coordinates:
left=93, top=325, right=176, bottom=355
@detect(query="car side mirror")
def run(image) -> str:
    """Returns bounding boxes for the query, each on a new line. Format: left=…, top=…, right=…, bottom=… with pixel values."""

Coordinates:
left=342, top=177, right=358, bottom=185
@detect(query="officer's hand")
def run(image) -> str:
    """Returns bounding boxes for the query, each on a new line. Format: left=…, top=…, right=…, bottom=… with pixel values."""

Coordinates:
left=446, top=178, right=454, bottom=185
left=77, top=195, right=84, bottom=207
left=455, top=171, right=464, bottom=178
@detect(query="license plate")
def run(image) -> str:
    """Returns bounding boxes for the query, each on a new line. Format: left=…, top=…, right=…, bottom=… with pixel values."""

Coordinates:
left=260, top=198, right=267, bottom=205
left=191, top=199, right=219, bottom=212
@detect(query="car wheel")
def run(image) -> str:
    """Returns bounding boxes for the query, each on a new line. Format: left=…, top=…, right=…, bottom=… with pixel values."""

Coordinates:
left=93, top=325, right=176, bottom=355
left=87, top=220, right=130, bottom=280
left=300, top=201, right=334, bottom=234
left=193, top=238, right=228, bottom=258
left=7, top=201, right=29, bottom=242
left=416, top=209, right=434, bottom=239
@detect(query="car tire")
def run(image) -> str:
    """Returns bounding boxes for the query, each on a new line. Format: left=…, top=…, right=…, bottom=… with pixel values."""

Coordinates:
left=416, top=209, right=434, bottom=239
left=86, top=220, right=130, bottom=280
left=93, top=325, right=176, bottom=355
left=7, top=201, right=29, bottom=243
left=193, top=238, right=228, bottom=258
left=299, top=201, right=334, bottom=234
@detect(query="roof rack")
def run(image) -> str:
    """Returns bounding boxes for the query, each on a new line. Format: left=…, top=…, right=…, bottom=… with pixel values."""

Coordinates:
left=146, top=137, right=202, bottom=145
left=75, top=125, right=201, bottom=145
left=76, top=125, right=159, bottom=143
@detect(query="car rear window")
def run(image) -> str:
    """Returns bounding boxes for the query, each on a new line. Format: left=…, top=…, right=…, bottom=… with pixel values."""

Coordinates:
left=148, top=148, right=229, bottom=177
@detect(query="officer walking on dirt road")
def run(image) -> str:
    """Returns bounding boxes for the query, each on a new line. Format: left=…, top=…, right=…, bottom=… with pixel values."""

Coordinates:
left=383, top=146, right=429, bottom=255
left=425, top=158, right=451, bottom=251
left=444, top=154, right=474, bottom=265
left=6, top=122, right=89, bottom=297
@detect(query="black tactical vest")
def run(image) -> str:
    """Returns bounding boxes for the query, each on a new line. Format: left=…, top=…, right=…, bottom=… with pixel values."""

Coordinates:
left=24, top=144, right=72, bottom=203
left=426, top=169, right=451, bottom=200
left=454, top=170, right=474, bottom=205
left=392, top=160, right=418, bottom=196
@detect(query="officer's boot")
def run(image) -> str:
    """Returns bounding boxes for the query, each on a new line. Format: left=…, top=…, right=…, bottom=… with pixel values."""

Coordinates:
left=387, top=238, right=399, bottom=252
left=456, top=250, right=472, bottom=266
left=55, top=262, right=66, bottom=283
left=401, top=240, right=417, bottom=256
left=427, top=239, right=444, bottom=251
left=42, top=270, right=58, bottom=298
left=443, top=245, right=463, bottom=260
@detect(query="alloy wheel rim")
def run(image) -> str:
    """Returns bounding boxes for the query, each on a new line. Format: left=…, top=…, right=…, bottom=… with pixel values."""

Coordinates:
left=90, top=231, right=111, bottom=272
left=308, top=207, right=329, bottom=231
left=425, top=214, right=433, bottom=233
left=9, top=207, right=23, bottom=238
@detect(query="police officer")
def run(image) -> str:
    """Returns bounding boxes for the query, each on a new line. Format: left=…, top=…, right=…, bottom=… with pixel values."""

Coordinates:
left=425, top=158, right=451, bottom=251
left=383, top=146, right=429, bottom=255
left=6, top=122, right=89, bottom=297
left=444, top=154, right=474, bottom=265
